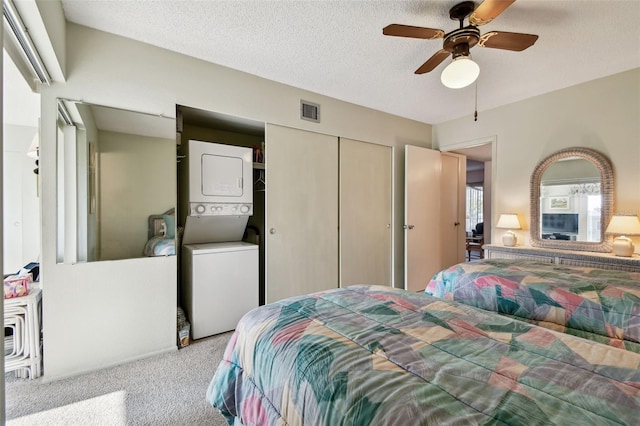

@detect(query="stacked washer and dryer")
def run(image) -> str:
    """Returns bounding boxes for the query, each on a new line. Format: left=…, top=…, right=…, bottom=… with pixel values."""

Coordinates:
left=178, top=140, right=258, bottom=339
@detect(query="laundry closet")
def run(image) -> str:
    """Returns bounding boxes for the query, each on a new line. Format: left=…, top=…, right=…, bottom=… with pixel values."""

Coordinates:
left=176, top=105, right=266, bottom=339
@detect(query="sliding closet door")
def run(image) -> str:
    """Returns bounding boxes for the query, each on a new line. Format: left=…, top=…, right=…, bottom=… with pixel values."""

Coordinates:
left=340, top=138, right=392, bottom=287
left=265, top=124, right=338, bottom=303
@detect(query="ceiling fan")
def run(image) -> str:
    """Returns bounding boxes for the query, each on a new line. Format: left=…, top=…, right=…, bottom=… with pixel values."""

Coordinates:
left=383, top=0, right=538, bottom=88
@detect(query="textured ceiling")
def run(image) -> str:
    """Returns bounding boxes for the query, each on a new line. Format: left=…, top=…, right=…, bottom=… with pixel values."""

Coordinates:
left=60, top=0, right=640, bottom=125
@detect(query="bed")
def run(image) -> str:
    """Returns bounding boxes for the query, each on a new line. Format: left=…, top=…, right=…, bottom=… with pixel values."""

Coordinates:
left=426, top=259, right=640, bottom=353
left=206, top=284, right=640, bottom=425
left=142, top=208, right=176, bottom=257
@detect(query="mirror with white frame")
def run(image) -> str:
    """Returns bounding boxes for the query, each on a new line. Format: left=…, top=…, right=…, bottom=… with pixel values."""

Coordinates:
left=56, top=99, right=176, bottom=263
left=530, top=147, right=614, bottom=252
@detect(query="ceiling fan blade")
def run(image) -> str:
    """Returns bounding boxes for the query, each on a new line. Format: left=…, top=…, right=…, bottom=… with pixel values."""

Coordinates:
left=478, top=31, right=538, bottom=51
left=469, top=0, right=516, bottom=26
left=415, top=49, right=450, bottom=74
left=383, top=24, right=445, bottom=40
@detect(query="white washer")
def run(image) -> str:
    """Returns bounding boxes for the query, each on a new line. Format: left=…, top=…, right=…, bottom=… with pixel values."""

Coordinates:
left=181, top=242, right=258, bottom=339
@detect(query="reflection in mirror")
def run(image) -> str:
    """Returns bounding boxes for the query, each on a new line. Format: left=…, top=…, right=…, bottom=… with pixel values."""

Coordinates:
left=530, top=147, right=614, bottom=252
left=540, top=158, right=601, bottom=242
left=56, top=99, right=176, bottom=263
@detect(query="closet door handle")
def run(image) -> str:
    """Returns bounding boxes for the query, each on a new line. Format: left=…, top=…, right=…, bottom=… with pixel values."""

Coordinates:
left=404, top=224, right=415, bottom=230
left=269, top=228, right=277, bottom=235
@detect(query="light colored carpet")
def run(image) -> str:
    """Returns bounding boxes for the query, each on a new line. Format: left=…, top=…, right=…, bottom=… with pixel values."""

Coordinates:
left=5, top=332, right=233, bottom=425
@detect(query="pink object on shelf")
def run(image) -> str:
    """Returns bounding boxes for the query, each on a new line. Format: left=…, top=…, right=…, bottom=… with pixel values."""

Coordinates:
left=3, top=274, right=32, bottom=299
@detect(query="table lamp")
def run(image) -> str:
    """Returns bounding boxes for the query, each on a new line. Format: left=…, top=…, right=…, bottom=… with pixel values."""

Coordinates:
left=496, top=214, right=521, bottom=247
left=605, top=215, right=640, bottom=257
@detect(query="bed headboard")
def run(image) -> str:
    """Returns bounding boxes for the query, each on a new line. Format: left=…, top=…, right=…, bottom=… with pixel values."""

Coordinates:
left=148, top=208, right=175, bottom=240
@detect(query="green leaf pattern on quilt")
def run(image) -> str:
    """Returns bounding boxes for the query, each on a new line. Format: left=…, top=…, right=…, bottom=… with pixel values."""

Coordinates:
left=207, top=285, right=640, bottom=425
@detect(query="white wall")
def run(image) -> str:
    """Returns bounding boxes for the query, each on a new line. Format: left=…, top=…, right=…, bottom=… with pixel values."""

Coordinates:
left=3, top=124, right=40, bottom=274
left=1, top=22, right=5, bottom=422
left=433, top=68, right=640, bottom=249
left=39, top=23, right=432, bottom=380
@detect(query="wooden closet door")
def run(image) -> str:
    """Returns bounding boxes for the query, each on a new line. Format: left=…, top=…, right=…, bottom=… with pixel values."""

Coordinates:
left=265, top=124, right=338, bottom=303
left=339, top=138, right=392, bottom=287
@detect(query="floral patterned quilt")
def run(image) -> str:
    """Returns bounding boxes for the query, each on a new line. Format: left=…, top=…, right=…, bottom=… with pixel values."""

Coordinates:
left=427, top=259, right=640, bottom=353
left=207, top=285, right=640, bottom=425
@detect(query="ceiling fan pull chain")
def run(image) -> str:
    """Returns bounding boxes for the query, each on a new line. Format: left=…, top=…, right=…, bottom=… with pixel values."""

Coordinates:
left=474, top=80, right=478, bottom=122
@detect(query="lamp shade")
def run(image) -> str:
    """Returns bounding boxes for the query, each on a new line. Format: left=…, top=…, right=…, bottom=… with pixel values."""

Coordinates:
left=496, top=214, right=521, bottom=247
left=441, top=56, right=480, bottom=89
left=605, top=215, right=640, bottom=236
left=606, top=215, right=640, bottom=257
left=496, top=214, right=521, bottom=230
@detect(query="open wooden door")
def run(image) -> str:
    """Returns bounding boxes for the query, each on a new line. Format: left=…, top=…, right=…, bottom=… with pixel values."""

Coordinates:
left=404, top=145, right=441, bottom=292
left=440, top=152, right=467, bottom=268
left=404, top=147, right=466, bottom=292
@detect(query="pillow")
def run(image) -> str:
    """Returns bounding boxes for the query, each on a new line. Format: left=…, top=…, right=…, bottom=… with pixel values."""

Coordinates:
left=163, top=214, right=175, bottom=239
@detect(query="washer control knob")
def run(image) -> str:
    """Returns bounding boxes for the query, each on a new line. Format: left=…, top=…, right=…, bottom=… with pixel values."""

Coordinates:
left=195, top=205, right=206, bottom=214
left=240, top=205, right=250, bottom=213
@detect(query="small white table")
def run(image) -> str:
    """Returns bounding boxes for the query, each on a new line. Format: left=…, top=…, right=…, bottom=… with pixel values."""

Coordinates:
left=4, top=286, right=42, bottom=378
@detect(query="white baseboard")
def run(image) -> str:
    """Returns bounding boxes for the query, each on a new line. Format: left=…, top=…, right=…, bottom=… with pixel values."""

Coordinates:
left=41, top=345, right=178, bottom=383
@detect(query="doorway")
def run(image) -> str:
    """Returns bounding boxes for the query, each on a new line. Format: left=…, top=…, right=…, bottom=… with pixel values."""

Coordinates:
left=446, top=142, right=493, bottom=261
left=466, top=177, right=484, bottom=261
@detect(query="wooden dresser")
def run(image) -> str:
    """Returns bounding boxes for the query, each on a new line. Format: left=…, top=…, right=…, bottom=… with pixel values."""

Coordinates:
left=484, top=244, right=640, bottom=273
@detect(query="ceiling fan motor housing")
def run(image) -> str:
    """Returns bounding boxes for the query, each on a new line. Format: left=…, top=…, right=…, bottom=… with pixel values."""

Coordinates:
left=443, top=27, right=480, bottom=58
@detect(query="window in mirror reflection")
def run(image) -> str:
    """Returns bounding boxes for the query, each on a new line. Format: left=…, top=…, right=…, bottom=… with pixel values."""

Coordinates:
left=465, top=185, right=483, bottom=234
left=539, top=158, right=601, bottom=242
left=56, top=99, right=176, bottom=264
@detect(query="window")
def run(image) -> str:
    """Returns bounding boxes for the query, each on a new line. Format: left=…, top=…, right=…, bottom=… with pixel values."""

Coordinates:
left=586, top=194, right=602, bottom=242
left=466, top=185, right=483, bottom=233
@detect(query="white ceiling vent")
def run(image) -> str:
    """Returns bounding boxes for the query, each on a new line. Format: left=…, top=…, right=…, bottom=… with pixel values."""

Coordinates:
left=300, top=100, right=320, bottom=123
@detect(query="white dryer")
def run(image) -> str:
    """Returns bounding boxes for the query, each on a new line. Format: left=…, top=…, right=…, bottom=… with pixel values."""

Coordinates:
left=178, top=140, right=253, bottom=244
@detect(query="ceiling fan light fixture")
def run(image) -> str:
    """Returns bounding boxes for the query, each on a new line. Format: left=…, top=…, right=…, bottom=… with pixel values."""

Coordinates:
left=440, top=56, right=480, bottom=89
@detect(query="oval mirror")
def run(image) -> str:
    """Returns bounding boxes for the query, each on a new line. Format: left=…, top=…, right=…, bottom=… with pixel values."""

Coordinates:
left=530, top=147, right=614, bottom=252
left=56, top=99, right=176, bottom=263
